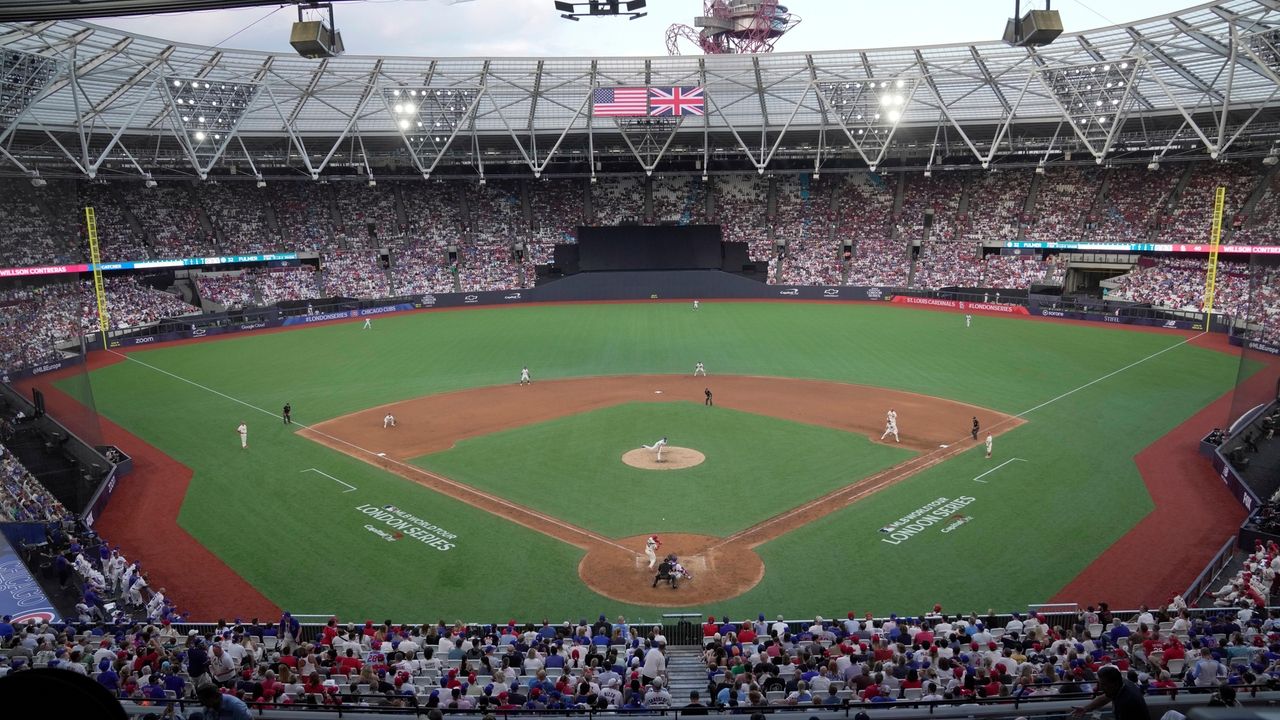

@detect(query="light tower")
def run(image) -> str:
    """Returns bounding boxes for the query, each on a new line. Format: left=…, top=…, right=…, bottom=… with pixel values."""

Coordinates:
left=666, top=0, right=800, bottom=55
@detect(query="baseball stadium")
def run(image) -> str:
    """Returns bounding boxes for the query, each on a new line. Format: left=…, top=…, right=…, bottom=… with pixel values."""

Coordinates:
left=1, top=0, right=1279, bottom=716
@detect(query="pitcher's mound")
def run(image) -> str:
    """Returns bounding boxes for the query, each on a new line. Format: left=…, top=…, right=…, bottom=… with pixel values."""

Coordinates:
left=622, top=446, right=705, bottom=470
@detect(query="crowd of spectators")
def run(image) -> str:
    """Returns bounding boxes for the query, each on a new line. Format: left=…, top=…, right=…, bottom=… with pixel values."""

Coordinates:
left=76, top=183, right=151, bottom=261
left=0, top=448, right=67, bottom=523
left=398, top=181, right=466, bottom=250
left=714, top=175, right=771, bottom=264
left=0, top=179, right=80, bottom=267
left=459, top=246, right=523, bottom=292
left=961, top=170, right=1032, bottom=242
left=775, top=176, right=840, bottom=285
left=528, top=179, right=581, bottom=247
left=652, top=177, right=708, bottom=225
left=194, top=272, right=256, bottom=309
left=895, top=172, right=965, bottom=242
left=5, top=601, right=1279, bottom=713
left=268, top=182, right=335, bottom=251
left=120, top=184, right=211, bottom=259
left=198, top=268, right=321, bottom=308
left=469, top=181, right=525, bottom=248
left=845, top=237, right=909, bottom=287
left=321, top=253, right=390, bottom=299
left=1087, top=166, right=1179, bottom=243
left=1232, top=176, right=1280, bottom=246
left=192, top=181, right=282, bottom=254
left=591, top=177, right=643, bottom=226
left=333, top=182, right=402, bottom=248
left=390, top=248, right=456, bottom=296
left=1107, top=258, right=1255, bottom=315
left=1022, top=167, right=1101, bottom=242
left=1160, top=163, right=1257, bottom=244
left=912, top=242, right=985, bottom=289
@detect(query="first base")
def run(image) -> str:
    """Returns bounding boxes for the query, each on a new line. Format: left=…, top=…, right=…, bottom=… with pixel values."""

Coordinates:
left=654, top=390, right=663, bottom=394
left=939, top=444, right=949, bottom=448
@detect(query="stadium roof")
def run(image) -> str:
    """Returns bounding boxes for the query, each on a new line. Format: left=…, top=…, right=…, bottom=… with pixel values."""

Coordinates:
left=1, top=0, right=1279, bottom=179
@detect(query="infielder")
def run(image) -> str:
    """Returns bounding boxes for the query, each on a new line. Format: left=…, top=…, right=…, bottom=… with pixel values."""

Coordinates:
left=985, top=433, right=993, bottom=459
left=519, top=366, right=531, bottom=385
left=881, top=417, right=899, bottom=443
left=693, top=362, right=706, bottom=377
left=384, top=413, right=397, bottom=428
left=645, top=535, right=662, bottom=569
left=236, top=422, right=248, bottom=449
left=362, top=318, right=372, bottom=330
left=643, top=436, right=668, bottom=462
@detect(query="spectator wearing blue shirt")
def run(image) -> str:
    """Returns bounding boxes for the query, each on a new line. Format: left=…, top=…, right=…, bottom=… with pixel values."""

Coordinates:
left=192, top=683, right=252, bottom=720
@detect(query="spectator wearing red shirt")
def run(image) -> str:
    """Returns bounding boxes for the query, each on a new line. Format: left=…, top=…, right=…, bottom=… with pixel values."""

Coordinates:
left=702, top=617, right=719, bottom=637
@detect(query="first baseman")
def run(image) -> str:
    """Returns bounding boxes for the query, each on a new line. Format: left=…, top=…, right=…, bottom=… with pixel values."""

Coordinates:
left=384, top=413, right=397, bottom=428
left=985, top=434, right=993, bottom=458
left=236, top=422, right=248, bottom=449
left=645, top=535, right=662, bottom=569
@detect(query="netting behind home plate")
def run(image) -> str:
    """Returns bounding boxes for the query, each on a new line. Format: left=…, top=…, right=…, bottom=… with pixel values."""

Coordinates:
left=1226, top=253, right=1280, bottom=429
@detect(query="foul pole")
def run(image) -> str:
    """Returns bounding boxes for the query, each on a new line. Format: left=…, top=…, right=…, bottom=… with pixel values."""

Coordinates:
left=1203, top=185, right=1226, bottom=318
left=84, top=207, right=110, bottom=348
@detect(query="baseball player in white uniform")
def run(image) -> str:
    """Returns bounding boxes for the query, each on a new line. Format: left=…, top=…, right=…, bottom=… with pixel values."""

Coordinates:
left=363, top=317, right=372, bottom=330
left=643, top=437, right=668, bottom=462
left=384, top=413, right=397, bottom=428
left=985, top=434, right=993, bottom=458
left=965, top=314, right=972, bottom=328
left=693, top=362, right=706, bottom=377
left=881, top=415, right=899, bottom=443
left=693, top=300, right=700, bottom=311
left=645, top=535, right=662, bottom=569
left=519, top=366, right=531, bottom=385
left=236, top=422, right=248, bottom=449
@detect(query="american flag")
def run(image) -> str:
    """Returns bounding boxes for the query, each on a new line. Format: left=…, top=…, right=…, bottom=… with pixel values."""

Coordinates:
left=649, top=86, right=704, bottom=116
left=592, top=87, right=648, bottom=117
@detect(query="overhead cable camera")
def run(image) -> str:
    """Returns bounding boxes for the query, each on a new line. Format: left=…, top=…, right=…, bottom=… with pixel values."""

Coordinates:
left=555, top=0, right=647, bottom=21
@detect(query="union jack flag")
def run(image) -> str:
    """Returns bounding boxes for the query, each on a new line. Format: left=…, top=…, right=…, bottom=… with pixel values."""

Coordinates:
left=649, top=86, right=704, bottom=116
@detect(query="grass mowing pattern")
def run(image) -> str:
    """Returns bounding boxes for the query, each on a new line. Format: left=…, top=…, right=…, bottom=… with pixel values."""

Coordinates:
left=413, top=402, right=915, bottom=538
left=64, top=302, right=1242, bottom=618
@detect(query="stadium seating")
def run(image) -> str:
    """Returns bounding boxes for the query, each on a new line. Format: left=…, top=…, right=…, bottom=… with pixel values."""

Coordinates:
left=0, top=179, right=80, bottom=266
left=1232, top=175, right=1280, bottom=246
left=776, top=175, right=841, bottom=286
left=896, top=172, right=965, bottom=242
left=591, top=177, right=643, bottom=226
left=652, top=176, right=708, bottom=225
left=321, top=252, right=390, bottom=299
left=119, top=183, right=211, bottom=259
left=1022, top=167, right=1101, bottom=242
left=714, top=174, right=771, bottom=264
left=1087, top=166, right=1180, bottom=243
left=1161, top=163, right=1257, bottom=244
left=333, top=182, right=403, bottom=248
left=961, top=169, right=1032, bottom=242
left=193, top=180, right=283, bottom=253
left=268, top=182, right=336, bottom=251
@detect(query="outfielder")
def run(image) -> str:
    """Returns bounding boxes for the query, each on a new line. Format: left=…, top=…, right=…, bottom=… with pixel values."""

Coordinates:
left=965, top=314, right=972, bottom=328
left=645, top=535, right=662, bottom=569
left=693, top=300, right=700, bottom=311
left=236, top=422, right=248, bottom=449
left=693, top=362, right=706, bottom=377
left=985, top=433, right=993, bottom=458
left=363, top=318, right=372, bottom=330
left=384, top=413, right=397, bottom=428
left=643, top=436, right=668, bottom=462
left=519, top=365, right=531, bottom=385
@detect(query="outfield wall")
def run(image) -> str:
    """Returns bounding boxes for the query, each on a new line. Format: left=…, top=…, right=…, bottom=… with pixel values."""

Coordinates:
left=5, top=273, right=1227, bottom=381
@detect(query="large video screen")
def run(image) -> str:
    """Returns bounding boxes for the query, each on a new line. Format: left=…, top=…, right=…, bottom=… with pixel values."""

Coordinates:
left=577, top=225, right=723, bottom=271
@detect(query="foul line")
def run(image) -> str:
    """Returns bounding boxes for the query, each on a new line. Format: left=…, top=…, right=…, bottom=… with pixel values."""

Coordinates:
left=706, top=332, right=1205, bottom=552
left=972, top=457, right=1026, bottom=484
left=109, top=350, right=633, bottom=555
left=301, top=468, right=357, bottom=493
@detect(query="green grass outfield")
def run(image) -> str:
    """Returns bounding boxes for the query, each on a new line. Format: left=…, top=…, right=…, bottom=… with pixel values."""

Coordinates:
left=64, top=301, right=1242, bottom=619
left=414, top=402, right=915, bottom=538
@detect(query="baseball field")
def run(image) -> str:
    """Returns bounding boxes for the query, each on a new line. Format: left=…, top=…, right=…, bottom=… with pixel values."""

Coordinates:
left=37, top=300, right=1250, bottom=621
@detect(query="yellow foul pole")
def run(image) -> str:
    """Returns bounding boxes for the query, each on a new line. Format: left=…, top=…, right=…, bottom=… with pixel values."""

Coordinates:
left=1203, top=185, right=1225, bottom=318
left=84, top=207, right=110, bottom=348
